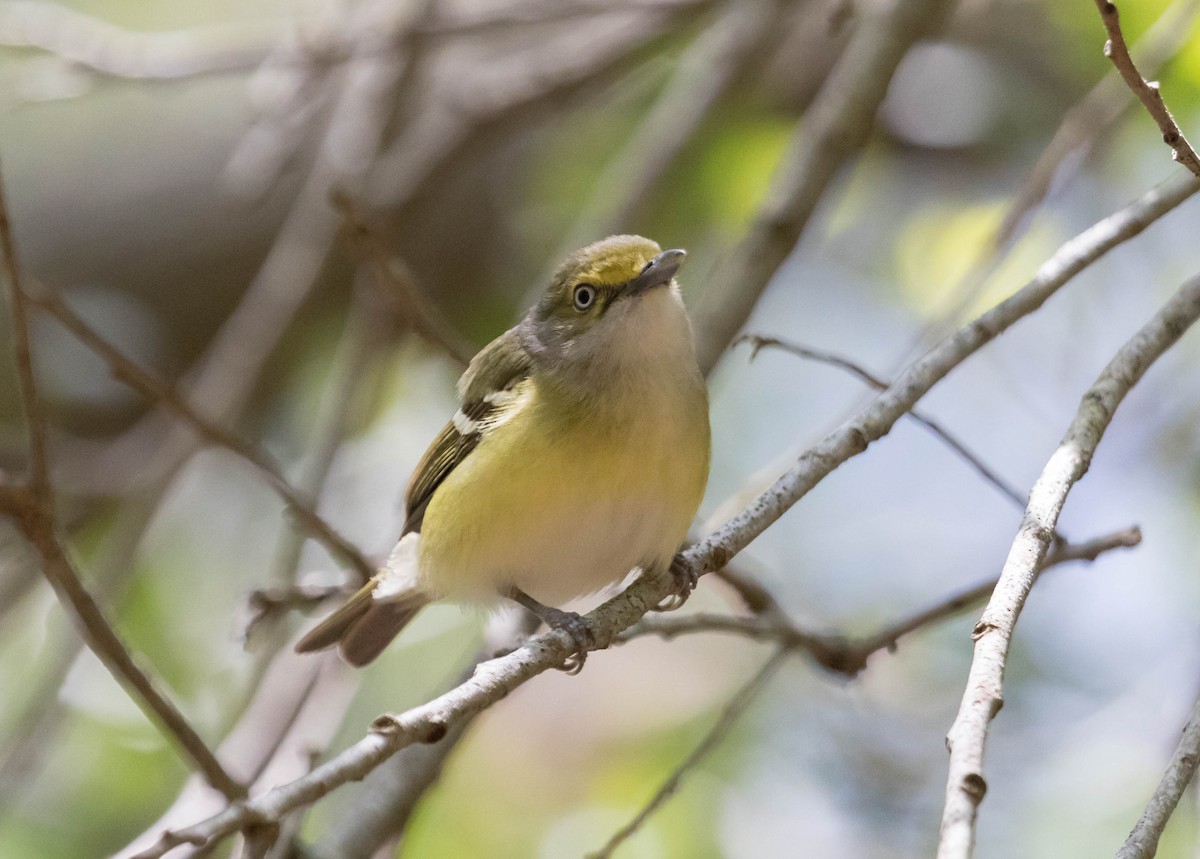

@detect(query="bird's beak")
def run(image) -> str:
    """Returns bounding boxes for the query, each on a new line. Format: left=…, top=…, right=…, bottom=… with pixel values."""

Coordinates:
left=627, top=248, right=686, bottom=296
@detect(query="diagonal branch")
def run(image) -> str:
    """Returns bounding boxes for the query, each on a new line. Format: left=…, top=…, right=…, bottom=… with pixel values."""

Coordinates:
left=736, top=334, right=1028, bottom=510
left=938, top=271, right=1200, bottom=859
left=0, top=160, right=49, bottom=503
left=693, top=0, right=956, bottom=373
left=1093, top=0, right=1200, bottom=178
left=128, top=173, right=1200, bottom=859
left=0, top=477, right=244, bottom=802
left=587, top=648, right=789, bottom=859
left=23, top=282, right=375, bottom=582
left=0, top=161, right=243, bottom=802
left=1116, top=692, right=1200, bottom=859
left=337, top=200, right=475, bottom=368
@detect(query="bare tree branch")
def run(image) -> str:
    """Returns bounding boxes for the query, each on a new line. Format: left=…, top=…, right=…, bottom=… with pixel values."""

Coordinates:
left=0, top=159, right=49, bottom=502
left=0, top=161, right=244, bottom=802
left=1117, top=693, right=1200, bottom=859
left=626, top=526, right=1142, bottom=675
left=0, top=2, right=279, bottom=82
left=938, top=272, right=1200, bottom=859
left=736, top=334, right=1028, bottom=510
left=898, top=0, right=1200, bottom=359
left=693, top=0, right=956, bottom=373
left=1093, top=0, right=1200, bottom=177
left=24, top=282, right=376, bottom=582
left=0, top=491, right=244, bottom=801
left=127, top=172, right=1200, bottom=859
left=587, top=648, right=789, bottom=859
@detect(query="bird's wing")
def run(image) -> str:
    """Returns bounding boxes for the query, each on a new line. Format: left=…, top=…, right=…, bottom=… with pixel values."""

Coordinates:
left=401, top=326, right=533, bottom=534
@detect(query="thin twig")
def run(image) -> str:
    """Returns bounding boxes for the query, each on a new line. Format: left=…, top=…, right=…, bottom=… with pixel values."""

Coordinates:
left=338, top=200, right=475, bottom=367
left=0, top=159, right=49, bottom=503
left=737, top=334, right=1028, bottom=510
left=24, top=283, right=375, bottom=582
left=852, top=527, right=1142, bottom=663
left=587, top=648, right=789, bottom=859
left=126, top=173, right=1200, bottom=859
left=0, top=492, right=244, bottom=801
left=938, top=272, right=1200, bottom=859
left=1116, top=693, right=1200, bottom=859
left=1094, top=0, right=1200, bottom=177
left=693, top=0, right=956, bottom=373
left=905, top=0, right=1200, bottom=355
left=626, top=526, right=1141, bottom=676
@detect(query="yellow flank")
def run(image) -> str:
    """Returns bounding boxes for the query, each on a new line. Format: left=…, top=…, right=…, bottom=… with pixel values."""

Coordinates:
left=418, top=353, right=709, bottom=606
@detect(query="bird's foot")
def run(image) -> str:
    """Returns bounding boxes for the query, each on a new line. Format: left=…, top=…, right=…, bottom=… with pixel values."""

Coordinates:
left=505, top=587, right=594, bottom=674
left=653, top=556, right=698, bottom=612
left=540, top=606, right=595, bottom=675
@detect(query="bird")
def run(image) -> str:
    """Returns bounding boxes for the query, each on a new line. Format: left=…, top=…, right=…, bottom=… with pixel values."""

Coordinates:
left=295, top=235, right=711, bottom=669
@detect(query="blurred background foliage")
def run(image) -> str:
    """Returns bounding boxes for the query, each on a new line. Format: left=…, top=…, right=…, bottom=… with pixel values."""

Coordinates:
left=1, top=0, right=1200, bottom=857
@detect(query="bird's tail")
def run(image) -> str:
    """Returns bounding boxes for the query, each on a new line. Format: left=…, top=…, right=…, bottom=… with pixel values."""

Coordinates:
left=294, top=533, right=429, bottom=666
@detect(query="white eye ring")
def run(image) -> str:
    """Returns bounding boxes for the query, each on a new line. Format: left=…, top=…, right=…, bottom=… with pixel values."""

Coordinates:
left=572, top=284, right=596, bottom=311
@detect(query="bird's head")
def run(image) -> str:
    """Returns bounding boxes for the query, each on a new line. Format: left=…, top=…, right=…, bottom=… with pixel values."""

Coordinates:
left=523, top=235, right=691, bottom=381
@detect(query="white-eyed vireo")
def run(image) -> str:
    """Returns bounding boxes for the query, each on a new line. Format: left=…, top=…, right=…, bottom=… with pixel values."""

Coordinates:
left=296, top=235, right=711, bottom=668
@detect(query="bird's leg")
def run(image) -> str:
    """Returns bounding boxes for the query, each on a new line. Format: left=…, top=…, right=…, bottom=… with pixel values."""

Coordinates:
left=504, top=587, right=594, bottom=674
left=653, top=554, right=698, bottom=612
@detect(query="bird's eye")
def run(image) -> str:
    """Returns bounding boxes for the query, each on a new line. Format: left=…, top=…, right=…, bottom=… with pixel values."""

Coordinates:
left=572, top=284, right=596, bottom=311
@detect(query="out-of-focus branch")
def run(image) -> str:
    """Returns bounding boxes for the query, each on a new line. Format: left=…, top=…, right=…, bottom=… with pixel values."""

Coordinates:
left=0, top=485, right=244, bottom=802
left=625, top=526, right=1141, bottom=676
left=938, top=273, right=1200, bottom=859
left=1093, top=0, right=1200, bottom=177
left=120, top=288, right=390, bottom=859
left=693, top=0, right=956, bottom=373
left=587, top=648, right=789, bottom=859
left=1116, top=693, right=1200, bottom=859
left=338, top=201, right=474, bottom=367
left=736, top=334, right=1027, bottom=510
left=902, top=0, right=1200, bottom=356
left=369, top=3, right=705, bottom=209
left=0, top=0, right=706, bottom=89
left=24, top=283, right=375, bottom=582
left=1, top=163, right=243, bottom=803
left=0, top=2, right=279, bottom=81
left=0, top=160, right=49, bottom=502
left=1000, top=0, right=1200, bottom=252
left=552, top=0, right=785, bottom=260
left=126, top=172, right=1200, bottom=859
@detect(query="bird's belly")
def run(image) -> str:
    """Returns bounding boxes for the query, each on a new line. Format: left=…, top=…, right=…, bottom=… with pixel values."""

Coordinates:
left=417, top=404, right=705, bottom=607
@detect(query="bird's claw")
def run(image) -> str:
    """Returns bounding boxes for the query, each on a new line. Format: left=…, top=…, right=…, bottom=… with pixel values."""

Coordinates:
left=653, top=557, right=698, bottom=612
left=542, top=607, right=594, bottom=674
